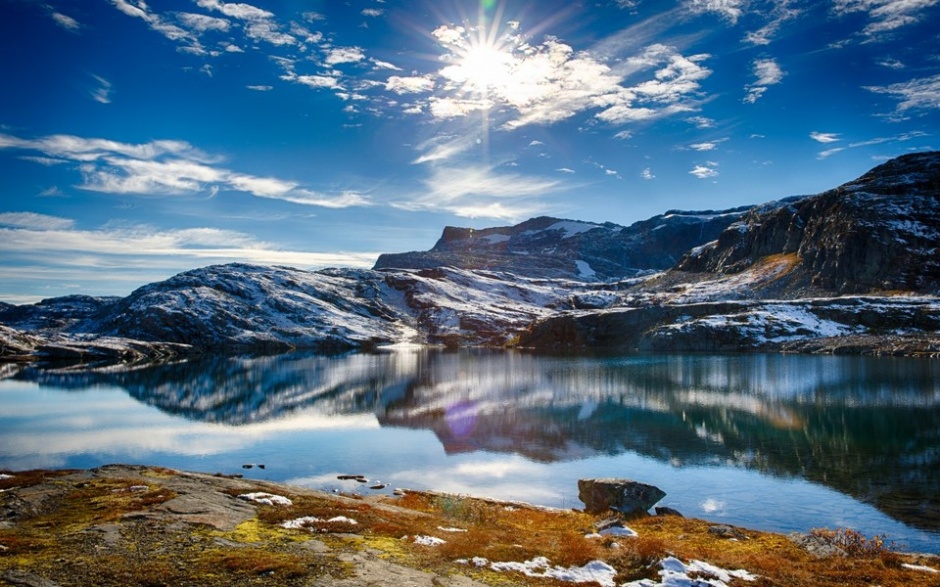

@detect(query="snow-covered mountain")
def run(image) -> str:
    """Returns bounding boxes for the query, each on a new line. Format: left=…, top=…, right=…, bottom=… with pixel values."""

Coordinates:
left=1, top=152, right=939, bottom=361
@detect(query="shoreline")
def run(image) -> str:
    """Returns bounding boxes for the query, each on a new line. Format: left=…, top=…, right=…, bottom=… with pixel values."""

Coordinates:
left=2, top=465, right=939, bottom=586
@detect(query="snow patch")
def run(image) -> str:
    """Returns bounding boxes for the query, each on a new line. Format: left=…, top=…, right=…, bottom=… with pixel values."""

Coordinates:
left=479, top=556, right=617, bottom=586
left=413, top=535, right=446, bottom=546
left=575, top=260, right=596, bottom=279
left=0, top=474, right=13, bottom=480
left=280, top=515, right=358, bottom=529
left=624, top=556, right=757, bottom=586
left=902, top=563, right=939, bottom=573
left=547, top=221, right=602, bottom=239
left=480, top=233, right=510, bottom=244
left=237, top=492, right=293, bottom=506
left=437, top=526, right=468, bottom=533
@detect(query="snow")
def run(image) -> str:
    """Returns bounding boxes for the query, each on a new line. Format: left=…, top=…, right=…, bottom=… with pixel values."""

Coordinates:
left=575, top=260, right=596, bottom=279
left=624, top=557, right=757, bottom=587
left=546, top=221, right=602, bottom=239
left=280, top=515, right=358, bottom=529
left=237, top=492, right=293, bottom=506
left=485, top=557, right=617, bottom=586
left=0, top=474, right=12, bottom=480
left=480, top=234, right=510, bottom=245
left=413, top=535, right=446, bottom=546
left=902, top=563, right=939, bottom=573
left=437, top=526, right=468, bottom=533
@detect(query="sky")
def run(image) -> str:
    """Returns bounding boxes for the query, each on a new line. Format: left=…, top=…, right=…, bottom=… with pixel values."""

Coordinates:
left=1, top=0, right=938, bottom=303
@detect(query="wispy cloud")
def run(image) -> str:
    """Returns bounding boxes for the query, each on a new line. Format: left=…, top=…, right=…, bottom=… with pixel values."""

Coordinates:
left=865, top=73, right=940, bottom=118
left=395, top=166, right=560, bottom=220
left=743, top=0, right=802, bottom=45
left=0, top=133, right=369, bottom=209
left=810, top=132, right=841, bottom=143
left=832, top=0, right=940, bottom=39
left=684, top=0, right=745, bottom=23
left=641, top=167, right=655, bottom=180
left=689, top=137, right=728, bottom=151
left=816, top=130, right=928, bottom=158
left=743, top=58, right=784, bottom=103
left=90, top=75, right=113, bottom=104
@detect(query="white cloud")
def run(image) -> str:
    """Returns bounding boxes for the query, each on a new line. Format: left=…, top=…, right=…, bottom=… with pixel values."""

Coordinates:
left=685, top=0, right=745, bottom=23
left=810, top=132, right=841, bottom=143
left=689, top=138, right=728, bottom=151
left=815, top=130, right=927, bottom=158
left=245, top=21, right=296, bottom=45
left=295, top=75, right=343, bottom=90
left=195, top=0, right=273, bottom=21
left=386, top=76, right=434, bottom=94
left=557, top=167, right=575, bottom=174
left=325, top=47, right=366, bottom=66
left=685, top=115, right=715, bottom=129
left=613, top=130, right=633, bottom=140
left=690, top=163, right=718, bottom=178
left=877, top=57, right=905, bottom=69
left=832, top=0, right=940, bottom=38
left=372, top=59, right=402, bottom=71
left=865, top=73, right=940, bottom=116
left=641, top=167, right=655, bottom=180
left=0, top=133, right=369, bottom=209
left=817, top=147, right=846, bottom=159
left=744, top=58, right=783, bottom=103
left=246, top=85, right=273, bottom=91
left=110, top=0, right=204, bottom=53
left=51, top=12, right=81, bottom=31
left=361, top=8, right=384, bottom=17
left=177, top=12, right=231, bottom=33
left=743, top=0, right=802, bottom=46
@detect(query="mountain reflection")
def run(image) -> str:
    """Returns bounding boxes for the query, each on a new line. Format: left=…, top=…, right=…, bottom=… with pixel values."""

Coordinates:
left=12, top=350, right=940, bottom=533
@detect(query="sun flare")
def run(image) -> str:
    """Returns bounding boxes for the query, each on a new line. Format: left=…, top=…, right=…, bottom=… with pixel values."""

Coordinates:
left=456, top=43, right=513, bottom=93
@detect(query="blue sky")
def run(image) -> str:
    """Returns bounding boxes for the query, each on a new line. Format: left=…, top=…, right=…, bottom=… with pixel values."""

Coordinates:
left=1, top=0, right=938, bottom=303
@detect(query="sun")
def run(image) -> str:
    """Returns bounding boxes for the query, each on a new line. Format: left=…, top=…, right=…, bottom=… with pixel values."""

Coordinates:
left=455, top=42, right=513, bottom=94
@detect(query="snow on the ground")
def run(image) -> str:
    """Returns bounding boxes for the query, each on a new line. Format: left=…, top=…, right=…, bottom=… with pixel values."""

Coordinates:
left=585, top=524, right=639, bottom=538
left=413, top=535, right=446, bottom=546
left=902, top=563, right=939, bottom=573
left=0, top=474, right=13, bottom=480
left=280, top=515, right=358, bottom=529
left=460, top=556, right=617, bottom=586
left=437, top=526, right=468, bottom=533
left=546, top=221, right=603, bottom=239
left=624, top=556, right=757, bottom=587
left=575, top=260, right=596, bottom=279
left=237, top=492, right=293, bottom=506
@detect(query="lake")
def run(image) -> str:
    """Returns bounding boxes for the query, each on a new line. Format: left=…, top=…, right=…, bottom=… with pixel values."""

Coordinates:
left=1, top=350, right=938, bottom=553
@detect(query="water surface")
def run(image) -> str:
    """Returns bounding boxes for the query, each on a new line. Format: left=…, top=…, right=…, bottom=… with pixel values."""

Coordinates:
left=1, top=350, right=938, bottom=553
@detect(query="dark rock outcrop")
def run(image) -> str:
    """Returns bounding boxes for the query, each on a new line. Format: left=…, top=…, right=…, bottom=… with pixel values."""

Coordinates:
left=577, top=478, right=666, bottom=516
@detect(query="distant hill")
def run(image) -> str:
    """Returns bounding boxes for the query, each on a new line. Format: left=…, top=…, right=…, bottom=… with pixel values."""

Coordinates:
left=373, top=207, right=753, bottom=280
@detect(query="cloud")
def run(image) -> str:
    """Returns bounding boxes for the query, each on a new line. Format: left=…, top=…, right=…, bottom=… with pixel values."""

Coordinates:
left=246, top=85, right=273, bottom=91
left=877, top=57, right=905, bottom=70
left=689, top=138, right=728, bottom=151
left=557, top=167, right=575, bottom=174
left=361, top=8, right=384, bottom=17
left=743, top=0, right=802, bottom=46
left=690, top=163, right=718, bottom=178
left=177, top=12, right=231, bottom=33
left=325, top=47, right=366, bottom=66
left=816, top=130, right=928, bottom=158
left=641, top=167, right=655, bottom=180
left=245, top=21, right=296, bottom=45
left=414, top=25, right=711, bottom=131
left=386, top=76, right=434, bottom=94
left=90, top=75, right=112, bottom=104
left=0, top=212, right=75, bottom=231
left=685, top=115, right=715, bottom=129
left=51, top=11, right=81, bottom=31
left=110, top=0, right=204, bottom=53
left=613, top=130, right=633, bottom=140
left=194, top=0, right=273, bottom=21
left=744, top=58, right=784, bottom=103
left=832, top=0, right=940, bottom=38
left=810, top=132, right=841, bottom=143
left=0, top=133, right=369, bottom=209
left=684, top=0, right=745, bottom=23
left=396, top=166, right=561, bottom=220
left=865, top=73, right=940, bottom=117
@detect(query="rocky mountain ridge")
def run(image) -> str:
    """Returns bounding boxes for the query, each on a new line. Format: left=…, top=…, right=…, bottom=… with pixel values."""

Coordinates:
left=1, top=151, right=939, bottom=361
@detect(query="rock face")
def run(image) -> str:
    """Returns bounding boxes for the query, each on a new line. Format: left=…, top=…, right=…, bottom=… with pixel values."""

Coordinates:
left=577, top=478, right=666, bottom=516
left=374, top=209, right=748, bottom=280
left=676, top=151, right=940, bottom=296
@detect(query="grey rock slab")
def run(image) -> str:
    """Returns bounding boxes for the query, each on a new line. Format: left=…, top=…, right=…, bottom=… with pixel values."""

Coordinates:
left=577, top=478, right=666, bottom=516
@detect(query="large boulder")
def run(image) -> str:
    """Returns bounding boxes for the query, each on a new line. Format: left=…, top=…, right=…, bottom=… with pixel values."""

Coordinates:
left=577, top=478, right=666, bottom=516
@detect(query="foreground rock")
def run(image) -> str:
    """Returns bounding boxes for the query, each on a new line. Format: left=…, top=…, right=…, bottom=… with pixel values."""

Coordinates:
left=577, top=478, right=667, bottom=516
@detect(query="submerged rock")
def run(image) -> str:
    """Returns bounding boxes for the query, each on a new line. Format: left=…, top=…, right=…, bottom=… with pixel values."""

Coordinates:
left=577, top=478, right=666, bottom=516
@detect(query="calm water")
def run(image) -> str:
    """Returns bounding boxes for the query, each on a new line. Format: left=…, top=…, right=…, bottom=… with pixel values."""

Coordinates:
left=1, top=350, right=938, bottom=553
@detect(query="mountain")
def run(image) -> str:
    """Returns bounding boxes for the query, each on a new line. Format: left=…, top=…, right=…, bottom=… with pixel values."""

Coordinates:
left=374, top=208, right=751, bottom=280
left=1, top=152, right=939, bottom=361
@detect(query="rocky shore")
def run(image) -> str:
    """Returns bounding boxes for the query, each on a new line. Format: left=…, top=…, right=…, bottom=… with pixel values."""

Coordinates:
left=1, top=465, right=938, bottom=586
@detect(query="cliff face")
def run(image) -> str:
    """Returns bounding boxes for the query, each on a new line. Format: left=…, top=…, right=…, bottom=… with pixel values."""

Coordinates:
left=677, top=152, right=940, bottom=296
